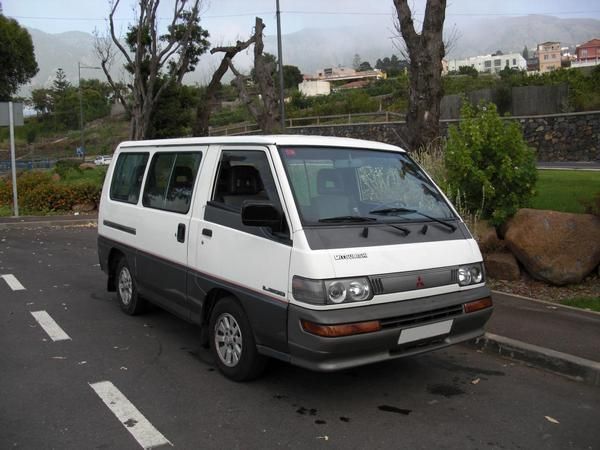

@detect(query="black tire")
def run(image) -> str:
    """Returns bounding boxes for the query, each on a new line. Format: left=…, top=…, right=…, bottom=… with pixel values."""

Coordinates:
left=209, top=296, right=267, bottom=381
left=115, top=257, right=146, bottom=315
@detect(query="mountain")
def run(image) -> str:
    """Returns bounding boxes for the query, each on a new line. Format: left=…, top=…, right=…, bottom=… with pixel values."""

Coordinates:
left=22, top=15, right=600, bottom=96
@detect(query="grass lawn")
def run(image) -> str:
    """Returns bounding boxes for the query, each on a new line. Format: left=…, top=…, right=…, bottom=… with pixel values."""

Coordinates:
left=531, top=169, right=600, bottom=214
left=560, top=297, right=600, bottom=312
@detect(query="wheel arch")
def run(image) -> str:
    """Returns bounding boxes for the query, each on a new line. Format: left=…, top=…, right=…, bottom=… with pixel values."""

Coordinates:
left=199, top=288, right=242, bottom=347
left=107, top=248, right=125, bottom=292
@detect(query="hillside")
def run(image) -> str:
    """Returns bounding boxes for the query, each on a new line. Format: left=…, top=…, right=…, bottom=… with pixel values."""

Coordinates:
left=22, top=14, right=600, bottom=94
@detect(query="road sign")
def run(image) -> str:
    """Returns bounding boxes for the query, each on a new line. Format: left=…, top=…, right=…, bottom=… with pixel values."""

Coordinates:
left=0, top=102, right=24, bottom=126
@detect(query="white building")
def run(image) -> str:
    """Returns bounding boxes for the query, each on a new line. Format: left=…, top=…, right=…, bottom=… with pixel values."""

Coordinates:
left=447, top=53, right=527, bottom=74
left=299, top=80, right=331, bottom=97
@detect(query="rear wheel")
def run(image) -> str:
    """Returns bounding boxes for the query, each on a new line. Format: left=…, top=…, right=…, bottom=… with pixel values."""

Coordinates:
left=115, top=257, right=145, bottom=315
left=209, top=297, right=266, bottom=381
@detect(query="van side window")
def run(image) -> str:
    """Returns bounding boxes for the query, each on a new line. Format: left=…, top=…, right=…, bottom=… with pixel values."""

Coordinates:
left=142, top=152, right=202, bottom=214
left=211, top=151, right=278, bottom=210
left=110, top=153, right=149, bottom=204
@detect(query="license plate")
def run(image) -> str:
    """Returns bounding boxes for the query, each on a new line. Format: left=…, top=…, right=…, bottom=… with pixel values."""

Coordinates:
left=397, top=320, right=454, bottom=345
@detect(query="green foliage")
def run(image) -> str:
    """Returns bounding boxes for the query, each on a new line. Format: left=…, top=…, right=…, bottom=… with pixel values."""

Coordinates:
left=29, top=70, right=113, bottom=132
left=149, top=79, right=199, bottom=138
left=358, top=61, right=373, bottom=72
left=457, top=66, right=478, bottom=77
left=445, top=102, right=537, bottom=226
left=54, top=160, right=83, bottom=178
left=375, top=55, right=407, bottom=77
left=250, top=53, right=304, bottom=91
left=0, top=16, right=39, bottom=100
left=0, top=165, right=106, bottom=215
left=443, top=73, right=498, bottom=95
left=282, top=65, right=303, bottom=90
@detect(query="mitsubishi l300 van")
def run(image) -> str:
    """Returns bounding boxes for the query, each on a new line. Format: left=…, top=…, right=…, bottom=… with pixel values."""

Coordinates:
left=98, top=135, right=492, bottom=381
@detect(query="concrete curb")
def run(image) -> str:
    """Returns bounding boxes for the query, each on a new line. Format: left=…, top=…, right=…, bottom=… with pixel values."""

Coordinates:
left=470, top=332, right=600, bottom=387
left=0, top=218, right=98, bottom=229
left=491, top=290, right=600, bottom=317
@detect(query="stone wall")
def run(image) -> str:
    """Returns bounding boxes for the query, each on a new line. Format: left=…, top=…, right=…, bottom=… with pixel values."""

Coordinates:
left=288, top=111, right=600, bottom=161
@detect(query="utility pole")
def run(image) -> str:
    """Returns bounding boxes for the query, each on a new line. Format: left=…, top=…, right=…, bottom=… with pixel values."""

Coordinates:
left=276, top=0, right=285, bottom=131
left=78, top=62, right=102, bottom=158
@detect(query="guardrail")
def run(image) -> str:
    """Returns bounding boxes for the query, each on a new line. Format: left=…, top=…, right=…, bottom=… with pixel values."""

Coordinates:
left=208, top=111, right=405, bottom=136
left=0, top=159, right=57, bottom=173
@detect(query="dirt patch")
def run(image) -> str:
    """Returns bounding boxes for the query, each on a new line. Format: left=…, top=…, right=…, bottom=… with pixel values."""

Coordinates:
left=489, top=272, right=600, bottom=302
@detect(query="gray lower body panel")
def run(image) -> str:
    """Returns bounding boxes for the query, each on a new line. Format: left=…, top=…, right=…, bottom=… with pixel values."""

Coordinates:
left=287, top=286, right=492, bottom=371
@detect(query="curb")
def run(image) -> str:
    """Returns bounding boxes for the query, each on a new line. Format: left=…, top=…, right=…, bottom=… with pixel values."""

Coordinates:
left=491, top=290, right=600, bottom=317
left=470, top=332, right=600, bottom=387
left=0, top=218, right=98, bottom=230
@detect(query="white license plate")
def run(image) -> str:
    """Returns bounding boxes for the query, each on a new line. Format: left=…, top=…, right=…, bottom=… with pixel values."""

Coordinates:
left=397, top=320, right=454, bottom=345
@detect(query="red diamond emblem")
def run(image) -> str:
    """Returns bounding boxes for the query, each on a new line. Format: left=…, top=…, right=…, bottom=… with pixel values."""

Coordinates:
left=416, top=276, right=425, bottom=289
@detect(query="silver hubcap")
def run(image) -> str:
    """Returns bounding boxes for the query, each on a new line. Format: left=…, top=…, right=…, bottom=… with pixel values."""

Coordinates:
left=118, top=266, right=132, bottom=306
left=215, top=313, right=243, bottom=367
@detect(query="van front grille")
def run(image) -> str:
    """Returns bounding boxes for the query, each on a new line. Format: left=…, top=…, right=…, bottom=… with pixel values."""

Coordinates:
left=379, top=304, right=463, bottom=330
left=369, top=266, right=458, bottom=296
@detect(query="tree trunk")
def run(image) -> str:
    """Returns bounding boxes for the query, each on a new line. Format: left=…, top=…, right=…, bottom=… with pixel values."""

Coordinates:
left=194, top=38, right=258, bottom=136
left=394, top=0, right=446, bottom=151
left=252, top=18, right=279, bottom=133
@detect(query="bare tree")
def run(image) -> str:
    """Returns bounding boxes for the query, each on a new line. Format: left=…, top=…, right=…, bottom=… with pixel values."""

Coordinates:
left=95, top=0, right=208, bottom=140
left=393, top=0, right=447, bottom=150
left=227, top=18, right=279, bottom=134
left=193, top=38, right=257, bottom=136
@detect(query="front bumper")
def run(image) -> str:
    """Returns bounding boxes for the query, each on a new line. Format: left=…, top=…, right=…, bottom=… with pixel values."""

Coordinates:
left=287, top=286, right=492, bottom=371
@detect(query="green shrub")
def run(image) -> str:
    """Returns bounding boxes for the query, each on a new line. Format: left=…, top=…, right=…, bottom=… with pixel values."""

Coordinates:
left=445, top=101, right=537, bottom=226
left=54, top=159, right=82, bottom=178
left=22, top=183, right=74, bottom=212
left=0, top=177, right=12, bottom=206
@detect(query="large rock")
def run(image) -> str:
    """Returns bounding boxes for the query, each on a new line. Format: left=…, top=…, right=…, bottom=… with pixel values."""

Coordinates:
left=484, top=252, right=520, bottom=281
left=474, top=220, right=504, bottom=252
left=505, top=208, right=600, bottom=285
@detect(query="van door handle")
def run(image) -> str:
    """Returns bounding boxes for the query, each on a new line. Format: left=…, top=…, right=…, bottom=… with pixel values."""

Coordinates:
left=202, top=228, right=213, bottom=237
left=177, top=223, right=186, bottom=243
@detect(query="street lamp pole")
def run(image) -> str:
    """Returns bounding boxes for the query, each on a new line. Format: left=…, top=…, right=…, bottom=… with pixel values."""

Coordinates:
left=78, top=62, right=102, bottom=157
left=276, top=0, right=285, bottom=131
left=78, top=62, right=84, bottom=153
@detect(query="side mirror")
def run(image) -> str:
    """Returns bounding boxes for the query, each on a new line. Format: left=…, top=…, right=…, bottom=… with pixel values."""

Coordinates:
left=241, top=201, right=283, bottom=232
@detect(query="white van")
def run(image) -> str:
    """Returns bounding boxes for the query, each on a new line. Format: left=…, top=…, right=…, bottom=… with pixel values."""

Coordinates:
left=98, top=135, right=492, bottom=381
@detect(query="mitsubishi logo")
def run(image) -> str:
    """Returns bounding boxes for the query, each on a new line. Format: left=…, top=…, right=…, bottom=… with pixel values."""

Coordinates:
left=416, top=276, right=425, bottom=289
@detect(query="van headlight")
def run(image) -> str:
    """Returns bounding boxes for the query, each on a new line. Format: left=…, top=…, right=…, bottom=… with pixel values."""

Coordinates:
left=457, top=263, right=485, bottom=286
left=293, top=276, right=373, bottom=305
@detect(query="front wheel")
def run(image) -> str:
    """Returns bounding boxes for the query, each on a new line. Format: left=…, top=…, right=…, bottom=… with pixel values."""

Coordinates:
left=209, top=297, right=266, bottom=381
left=115, top=257, right=146, bottom=315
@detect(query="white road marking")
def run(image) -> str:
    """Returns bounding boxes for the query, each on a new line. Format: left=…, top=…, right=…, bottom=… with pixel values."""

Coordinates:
left=90, top=381, right=173, bottom=449
left=30, top=311, right=71, bottom=341
left=1, top=274, right=25, bottom=291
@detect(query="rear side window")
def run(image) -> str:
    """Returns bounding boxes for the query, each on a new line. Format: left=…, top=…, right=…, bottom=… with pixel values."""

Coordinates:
left=110, top=152, right=149, bottom=204
left=142, top=152, right=202, bottom=214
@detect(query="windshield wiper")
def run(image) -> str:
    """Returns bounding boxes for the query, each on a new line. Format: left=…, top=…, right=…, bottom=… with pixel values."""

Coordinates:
left=318, top=216, right=378, bottom=224
left=369, top=207, right=457, bottom=232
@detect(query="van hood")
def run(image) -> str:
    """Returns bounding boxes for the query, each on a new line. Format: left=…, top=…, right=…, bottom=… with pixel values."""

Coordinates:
left=327, top=238, right=483, bottom=279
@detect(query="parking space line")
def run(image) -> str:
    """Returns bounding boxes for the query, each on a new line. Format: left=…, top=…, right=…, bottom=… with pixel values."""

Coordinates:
left=90, top=381, right=173, bottom=449
left=1, top=274, right=25, bottom=291
left=30, top=311, right=71, bottom=341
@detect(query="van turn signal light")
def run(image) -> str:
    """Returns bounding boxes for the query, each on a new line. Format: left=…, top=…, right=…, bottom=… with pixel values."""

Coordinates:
left=301, top=319, right=381, bottom=337
left=463, top=297, right=493, bottom=314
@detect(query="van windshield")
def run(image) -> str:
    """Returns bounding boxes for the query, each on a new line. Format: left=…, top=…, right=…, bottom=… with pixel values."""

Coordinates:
left=278, top=146, right=455, bottom=226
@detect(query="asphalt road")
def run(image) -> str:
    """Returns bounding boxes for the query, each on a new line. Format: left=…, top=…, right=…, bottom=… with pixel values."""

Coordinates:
left=1, top=226, right=599, bottom=450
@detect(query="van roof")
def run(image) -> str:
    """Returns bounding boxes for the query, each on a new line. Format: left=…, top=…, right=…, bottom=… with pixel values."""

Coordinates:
left=117, top=134, right=405, bottom=153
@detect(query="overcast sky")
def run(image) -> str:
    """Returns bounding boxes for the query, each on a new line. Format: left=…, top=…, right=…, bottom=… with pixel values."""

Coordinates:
left=4, top=0, right=600, bottom=43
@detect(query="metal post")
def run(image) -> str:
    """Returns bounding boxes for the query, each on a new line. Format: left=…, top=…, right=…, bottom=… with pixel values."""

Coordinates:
left=276, top=0, right=285, bottom=131
left=9, top=102, right=19, bottom=217
left=78, top=62, right=84, bottom=153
